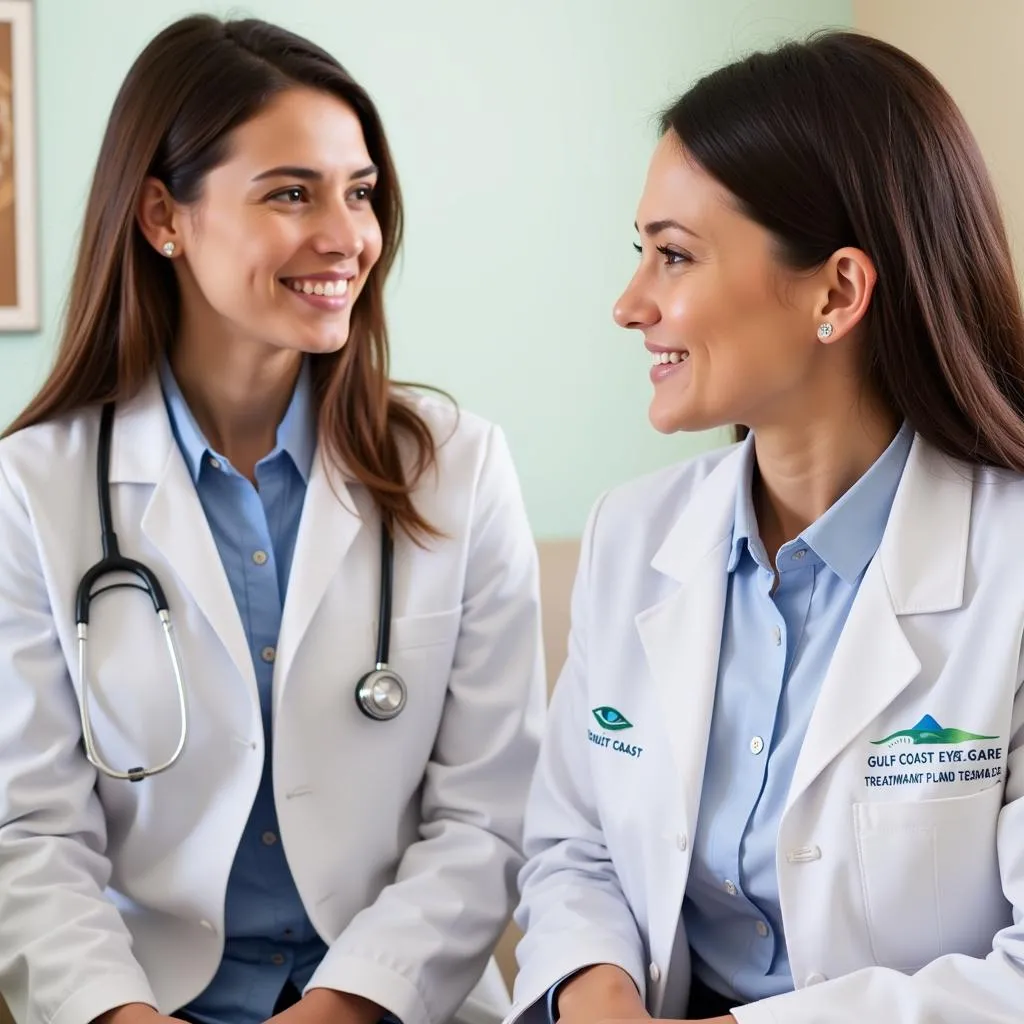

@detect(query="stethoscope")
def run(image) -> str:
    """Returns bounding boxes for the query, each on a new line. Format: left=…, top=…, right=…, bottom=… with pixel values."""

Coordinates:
left=76, top=403, right=408, bottom=783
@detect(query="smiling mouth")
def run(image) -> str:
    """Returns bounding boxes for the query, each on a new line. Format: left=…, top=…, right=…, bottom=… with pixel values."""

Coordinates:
left=650, top=350, right=689, bottom=365
left=281, top=277, right=351, bottom=298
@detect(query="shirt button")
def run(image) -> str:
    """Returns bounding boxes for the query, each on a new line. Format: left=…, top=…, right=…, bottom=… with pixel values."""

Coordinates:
left=793, top=548, right=807, bottom=560
left=723, top=879, right=738, bottom=896
left=208, top=456, right=222, bottom=471
left=676, top=833, right=688, bottom=852
left=270, top=953, right=286, bottom=966
left=252, top=550, right=269, bottom=566
left=261, top=646, right=276, bottom=663
left=772, top=625, right=782, bottom=646
left=750, top=735, right=765, bottom=755
left=648, top=962, right=661, bottom=984
left=261, top=831, right=278, bottom=846
left=756, top=920, right=769, bottom=938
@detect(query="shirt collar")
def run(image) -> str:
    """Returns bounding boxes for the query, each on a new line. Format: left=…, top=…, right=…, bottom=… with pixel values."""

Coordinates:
left=159, top=358, right=316, bottom=484
left=727, top=421, right=914, bottom=583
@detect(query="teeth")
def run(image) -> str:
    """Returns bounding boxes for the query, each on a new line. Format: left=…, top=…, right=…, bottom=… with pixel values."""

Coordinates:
left=651, top=351, right=689, bottom=365
left=289, top=279, right=348, bottom=297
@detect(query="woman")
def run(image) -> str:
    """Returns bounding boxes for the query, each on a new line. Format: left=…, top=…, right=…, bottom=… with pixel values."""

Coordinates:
left=509, top=31, right=1024, bottom=1024
left=0, top=16, right=544, bottom=1024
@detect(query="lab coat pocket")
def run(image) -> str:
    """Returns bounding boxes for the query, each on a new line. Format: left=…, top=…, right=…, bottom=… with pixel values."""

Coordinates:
left=386, top=608, right=462, bottom=733
left=853, top=782, right=1004, bottom=971
left=389, top=607, right=462, bottom=651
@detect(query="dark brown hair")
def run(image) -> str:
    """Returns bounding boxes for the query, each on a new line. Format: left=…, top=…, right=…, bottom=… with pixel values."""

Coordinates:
left=662, top=31, right=1024, bottom=463
left=6, top=15, right=442, bottom=538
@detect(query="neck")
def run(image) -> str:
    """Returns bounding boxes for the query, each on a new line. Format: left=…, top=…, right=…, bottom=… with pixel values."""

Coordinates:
left=751, top=396, right=901, bottom=561
left=169, top=335, right=303, bottom=483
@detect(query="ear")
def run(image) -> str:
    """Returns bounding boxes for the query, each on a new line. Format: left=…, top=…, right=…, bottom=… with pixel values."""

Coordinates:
left=816, top=246, right=877, bottom=344
left=136, top=177, right=181, bottom=257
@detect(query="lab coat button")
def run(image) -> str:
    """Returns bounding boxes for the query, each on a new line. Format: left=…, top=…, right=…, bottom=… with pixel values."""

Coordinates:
left=675, top=833, right=688, bottom=852
left=648, top=963, right=661, bottom=984
left=199, top=920, right=214, bottom=932
left=805, top=972, right=827, bottom=986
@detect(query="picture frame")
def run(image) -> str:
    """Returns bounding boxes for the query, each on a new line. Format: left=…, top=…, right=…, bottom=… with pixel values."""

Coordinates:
left=0, top=0, right=37, bottom=331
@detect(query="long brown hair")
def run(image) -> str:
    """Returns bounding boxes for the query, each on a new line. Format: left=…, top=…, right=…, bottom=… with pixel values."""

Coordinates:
left=662, top=32, right=1024, bottom=464
left=6, top=15, right=442, bottom=539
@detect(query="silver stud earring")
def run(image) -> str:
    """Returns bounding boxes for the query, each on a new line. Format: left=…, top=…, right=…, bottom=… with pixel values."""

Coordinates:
left=162, top=241, right=176, bottom=257
left=817, top=322, right=834, bottom=339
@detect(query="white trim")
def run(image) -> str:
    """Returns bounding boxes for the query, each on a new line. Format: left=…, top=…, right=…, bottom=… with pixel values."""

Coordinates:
left=0, top=0, right=37, bottom=331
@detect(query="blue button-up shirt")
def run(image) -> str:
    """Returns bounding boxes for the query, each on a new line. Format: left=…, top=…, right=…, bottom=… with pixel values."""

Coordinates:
left=160, top=362, right=329, bottom=1024
left=683, top=423, right=913, bottom=1003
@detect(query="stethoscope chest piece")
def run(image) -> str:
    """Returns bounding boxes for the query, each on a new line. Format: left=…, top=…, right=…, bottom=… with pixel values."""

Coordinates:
left=355, top=666, right=407, bottom=721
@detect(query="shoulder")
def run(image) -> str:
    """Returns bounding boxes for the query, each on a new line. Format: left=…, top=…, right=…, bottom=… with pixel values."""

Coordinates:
left=393, top=387, right=505, bottom=483
left=0, top=407, right=97, bottom=501
left=589, top=442, right=737, bottom=545
left=392, top=389, right=526, bottom=534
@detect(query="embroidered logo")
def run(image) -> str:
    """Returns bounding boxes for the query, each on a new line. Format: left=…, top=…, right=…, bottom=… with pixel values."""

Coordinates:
left=591, top=706, right=633, bottom=731
left=871, top=714, right=997, bottom=747
left=865, top=714, right=1003, bottom=790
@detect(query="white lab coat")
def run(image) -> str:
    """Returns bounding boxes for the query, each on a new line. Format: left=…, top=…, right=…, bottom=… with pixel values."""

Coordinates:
left=0, top=377, right=545, bottom=1024
left=509, top=435, right=1024, bottom=1024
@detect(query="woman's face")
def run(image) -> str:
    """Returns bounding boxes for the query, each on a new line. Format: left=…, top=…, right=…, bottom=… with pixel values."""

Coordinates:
left=168, top=86, right=383, bottom=358
left=614, top=132, right=836, bottom=436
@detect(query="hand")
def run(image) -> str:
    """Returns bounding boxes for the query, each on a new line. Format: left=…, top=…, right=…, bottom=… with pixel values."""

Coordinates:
left=266, top=987, right=384, bottom=1024
left=597, top=1018, right=735, bottom=1024
left=557, top=965, right=650, bottom=1024
left=93, top=1005, right=180, bottom=1024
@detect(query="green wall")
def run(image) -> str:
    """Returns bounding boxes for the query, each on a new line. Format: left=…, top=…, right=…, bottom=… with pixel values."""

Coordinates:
left=6, top=0, right=850, bottom=536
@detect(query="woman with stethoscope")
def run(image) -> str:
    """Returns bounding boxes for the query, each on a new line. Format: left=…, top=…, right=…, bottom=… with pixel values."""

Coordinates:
left=507, top=32, right=1024, bottom=1024
left=0, top=15, right=544, bottom=1024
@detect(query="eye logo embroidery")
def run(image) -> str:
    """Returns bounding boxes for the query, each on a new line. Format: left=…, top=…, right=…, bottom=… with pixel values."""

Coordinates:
left=591, top=706, right=633, bottom=731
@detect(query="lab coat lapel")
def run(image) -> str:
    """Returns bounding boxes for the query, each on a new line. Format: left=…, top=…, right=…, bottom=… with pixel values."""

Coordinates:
left=110, top=377, right=257, bottom=695
left=635, top=447, right=742, bottom=833
left=273, top=450, right=363, bottom=696
left=787, top=437, right=972, bottom=806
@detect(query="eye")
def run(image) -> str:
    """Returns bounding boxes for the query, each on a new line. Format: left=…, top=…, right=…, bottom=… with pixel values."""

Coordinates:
left=349, top=183, right=376, bottom=202
left=269, top=186, right=309, bottom=204
left=656, top=244, right=692, bottom=266
left=592, top=706, right=633, bottom=731
left=633, top=241, right=643, bottom=256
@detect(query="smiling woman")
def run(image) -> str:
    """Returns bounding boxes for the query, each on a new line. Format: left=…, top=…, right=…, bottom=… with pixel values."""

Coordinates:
left=0, top=16, right=544, bottom=1024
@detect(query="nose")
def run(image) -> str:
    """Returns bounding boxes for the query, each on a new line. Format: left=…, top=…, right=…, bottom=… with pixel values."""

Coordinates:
left=613, top=270, right=660, bottom=330
left=313, top=199, right=365, bottom=259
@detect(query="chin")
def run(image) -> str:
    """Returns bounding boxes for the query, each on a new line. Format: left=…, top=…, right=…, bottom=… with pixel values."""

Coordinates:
left=294, top=327, right=352, bottom=355
left=648, top=400, right=725, bottom=436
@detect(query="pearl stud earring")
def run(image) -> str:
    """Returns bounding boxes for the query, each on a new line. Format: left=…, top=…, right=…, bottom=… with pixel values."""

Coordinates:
left=162, top=241, right=176, bottom=257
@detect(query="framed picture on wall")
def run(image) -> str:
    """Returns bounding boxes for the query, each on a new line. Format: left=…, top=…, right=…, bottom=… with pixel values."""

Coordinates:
left=0, top=0, right=37, bottom=331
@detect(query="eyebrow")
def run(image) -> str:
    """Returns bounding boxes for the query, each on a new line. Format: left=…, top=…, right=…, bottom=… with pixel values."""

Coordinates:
left=251, top=163, right=379, bottom=183
left=635, top=218, right=702, bottom=239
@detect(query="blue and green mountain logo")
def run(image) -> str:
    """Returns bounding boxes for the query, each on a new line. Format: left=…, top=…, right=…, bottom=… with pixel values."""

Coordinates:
left=592, top=706, right=633, bottom=731
left=872, top=714, right=997, bottom=746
